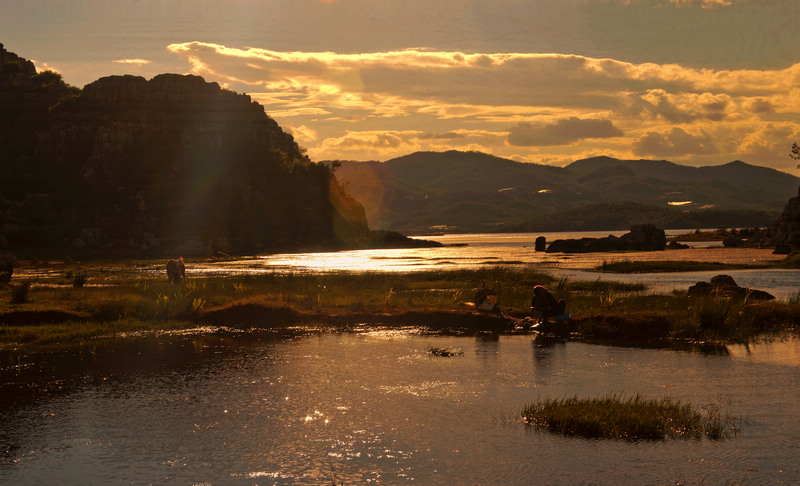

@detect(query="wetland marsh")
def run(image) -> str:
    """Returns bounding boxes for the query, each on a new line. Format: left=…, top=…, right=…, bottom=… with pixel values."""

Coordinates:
left=1, top=232, right=799, bottom=484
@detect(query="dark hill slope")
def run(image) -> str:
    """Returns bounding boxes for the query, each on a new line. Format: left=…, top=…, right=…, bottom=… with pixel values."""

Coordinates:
left=568, top=157, right=798, bottom=197
left=383, top=150, right=570, bottom=192
left=333, top=152, right=798, bottom=234
left=334, top=151, right=575, bottom=232
left=0, top=44, right=371, bottom=256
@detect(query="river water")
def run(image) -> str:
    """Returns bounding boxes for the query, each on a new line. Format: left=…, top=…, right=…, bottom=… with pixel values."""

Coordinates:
left=2, top=232, right=799, bottom=484
left=1, top=331, right=799, bottom=485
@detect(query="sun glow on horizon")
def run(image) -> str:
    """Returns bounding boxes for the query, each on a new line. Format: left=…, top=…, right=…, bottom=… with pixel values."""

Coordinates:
left=5, top=0, right=800, bottom=171
left=160, top=41, right=800, bottom=170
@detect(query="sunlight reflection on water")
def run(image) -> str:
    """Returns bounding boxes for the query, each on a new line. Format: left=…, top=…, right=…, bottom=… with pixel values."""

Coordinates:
left=12, top=232, right=798, bottom=299
left=187, top=232, right=795, bottom=298
left=1, top=332, right=799, bottom=484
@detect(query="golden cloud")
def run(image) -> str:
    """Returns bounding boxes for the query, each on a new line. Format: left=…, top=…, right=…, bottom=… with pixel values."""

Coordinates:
left=508, top=118, right=624, bottom=146
left=634, top=127, right=718, bottom=156
left=112, top=58, right=152, bottom=66
left=667, top=0, right=732, bottom=7
left=166, top=41, right=800, bottom=166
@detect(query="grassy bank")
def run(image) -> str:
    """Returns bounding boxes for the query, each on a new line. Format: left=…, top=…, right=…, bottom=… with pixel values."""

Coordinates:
left=521, top=394, right=739, bottom=440
left=667, top=228, right=765, bottom=243
left=596, top=251, right=799, bottom=273
left=1, top=266, right=549, bottom=345
left=595, top=260, right=763, bottom=273
left=1, top=264, right=798, bottom=347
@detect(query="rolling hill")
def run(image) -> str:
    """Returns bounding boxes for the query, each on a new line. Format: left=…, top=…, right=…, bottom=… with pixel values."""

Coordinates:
left=330, top=151, right=799, bottom=234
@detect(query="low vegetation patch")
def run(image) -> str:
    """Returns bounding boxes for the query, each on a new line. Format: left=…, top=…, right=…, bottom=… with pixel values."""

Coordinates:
left=596, top=260, right=760, bottom=273
left=1, top=264, right=797, bottom=347
left=778, top=251, right=800, bottom=268
left=667, top=228, right=761, bottom=242
left=521, top=394, right=739, bottom=440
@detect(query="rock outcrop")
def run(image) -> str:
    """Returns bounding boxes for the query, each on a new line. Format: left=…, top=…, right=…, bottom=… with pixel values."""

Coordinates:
left=688, top=274, right=775, bottom=301
left=758, top=186, right=800, bottom=254
left=0, top=44, right=380, bottom=256
left=545, top=224, right=666, bottom=253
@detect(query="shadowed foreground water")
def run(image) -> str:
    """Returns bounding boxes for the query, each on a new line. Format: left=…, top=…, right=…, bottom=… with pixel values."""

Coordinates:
left=1, top=330, right=799, bottom=485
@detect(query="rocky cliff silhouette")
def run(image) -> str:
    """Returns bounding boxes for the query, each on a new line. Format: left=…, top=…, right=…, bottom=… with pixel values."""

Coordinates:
left=758, top=186, right=800, bottom=253
left=1, top=44, right=431, bottom=257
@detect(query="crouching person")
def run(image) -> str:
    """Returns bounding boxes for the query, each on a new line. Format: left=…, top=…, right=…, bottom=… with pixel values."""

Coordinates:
left=531, top=285, right=566, bottom=322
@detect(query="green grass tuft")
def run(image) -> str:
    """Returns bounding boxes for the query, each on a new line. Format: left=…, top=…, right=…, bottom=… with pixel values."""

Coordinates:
left=521, top=394, right=739, bottom=440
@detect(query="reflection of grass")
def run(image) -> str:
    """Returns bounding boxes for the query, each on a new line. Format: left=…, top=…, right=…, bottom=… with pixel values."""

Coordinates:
left=427, top=345, right=463, bottom=357
left=521, top=394, right=739, bottom=440
left=0, top=318, right=188, bottom=346
left=596, top=259, right=761, bottom=273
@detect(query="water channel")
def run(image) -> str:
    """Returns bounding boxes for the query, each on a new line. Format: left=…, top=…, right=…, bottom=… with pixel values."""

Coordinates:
left=2, top=331, right=799, bottom=485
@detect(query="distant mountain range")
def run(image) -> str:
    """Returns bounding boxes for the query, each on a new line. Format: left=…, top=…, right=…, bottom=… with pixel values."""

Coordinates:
left=329, top=151, right=799, bottom=234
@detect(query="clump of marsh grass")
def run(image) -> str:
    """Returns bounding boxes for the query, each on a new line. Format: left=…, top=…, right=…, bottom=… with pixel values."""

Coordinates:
left=596, top=259, right=760, bottom=274
left=521, top=394, right=739, bottom=440
left=599, top=291, right=619, bottom=310
left=672, top=292, right=779, bottom=343
left=190, top=297, right=206, bottom=313
left=384, top=287, right=395, bottom=307
left=71, top=272, right=88, bottom=288
left=566, top=278, right=645, bottom=293
left=691, top=294, right=735, bottom=332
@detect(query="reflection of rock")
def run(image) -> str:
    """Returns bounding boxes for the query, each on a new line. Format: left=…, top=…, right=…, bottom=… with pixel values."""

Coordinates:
left=546, top=224, right=666, bottom=253
left=667, top=240, right=689, bottom=249
left=722, top=236, right=744, bottom=247
left=688, top=274, right=774, bottom=300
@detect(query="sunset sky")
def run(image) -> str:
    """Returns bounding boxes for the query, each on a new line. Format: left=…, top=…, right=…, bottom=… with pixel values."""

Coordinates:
left=2, top=0, right=800, bottom=172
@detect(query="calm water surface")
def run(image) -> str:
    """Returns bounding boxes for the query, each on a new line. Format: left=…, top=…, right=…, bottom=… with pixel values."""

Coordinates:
left=189, top=231, right=796, bottom=299
left=2, top=330, right=799, bottom=485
